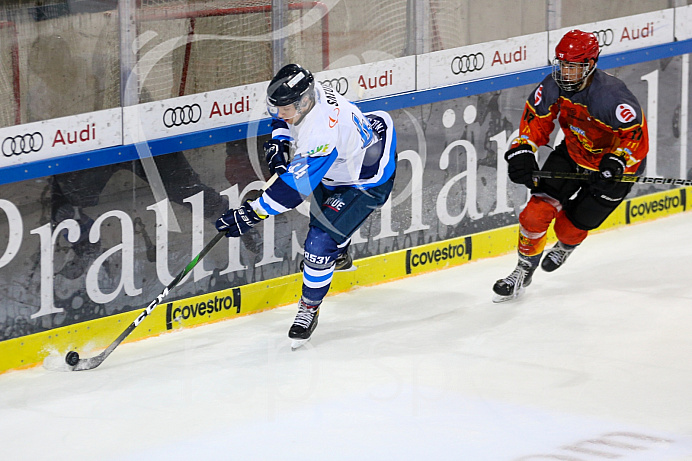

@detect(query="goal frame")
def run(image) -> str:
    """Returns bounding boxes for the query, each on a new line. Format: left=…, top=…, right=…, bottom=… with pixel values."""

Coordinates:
left=137, top=1, right=331, bottom=98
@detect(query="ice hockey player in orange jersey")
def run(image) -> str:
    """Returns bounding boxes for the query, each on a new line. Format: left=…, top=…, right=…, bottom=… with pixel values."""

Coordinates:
left=493, top=29, right=649, bottom=302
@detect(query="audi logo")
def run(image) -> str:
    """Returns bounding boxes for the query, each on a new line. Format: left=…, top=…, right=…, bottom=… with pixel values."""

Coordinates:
left=320, top=78, right=348, bottom=95
left=451, top=53, right=485, bottom=74
left=2, top=132, right=43, bottom=156
left=163, top=104, right=202, bottom=128
left=591, top=29, right=614, bottom=47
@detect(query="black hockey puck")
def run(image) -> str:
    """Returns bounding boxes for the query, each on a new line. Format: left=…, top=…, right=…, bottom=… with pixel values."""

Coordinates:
left=65, top=351, right=80, bottom=367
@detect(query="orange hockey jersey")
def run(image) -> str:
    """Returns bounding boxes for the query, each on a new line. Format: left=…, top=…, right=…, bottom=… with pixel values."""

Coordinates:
left=511, top=69, right=648, bottom=174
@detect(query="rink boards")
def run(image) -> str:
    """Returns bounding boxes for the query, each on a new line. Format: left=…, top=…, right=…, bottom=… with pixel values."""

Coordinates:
left=0, top=186, right=688, bottom=374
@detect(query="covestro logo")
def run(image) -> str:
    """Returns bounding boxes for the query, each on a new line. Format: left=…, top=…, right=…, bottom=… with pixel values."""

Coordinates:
left=625, top=189, right=686, bottom=224
left=165, top=288, right=241, bottom=330
left=405, top=236, right=472, bottom=275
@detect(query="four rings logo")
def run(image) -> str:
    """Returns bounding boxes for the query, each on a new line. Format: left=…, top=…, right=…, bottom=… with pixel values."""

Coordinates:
left=451, top=53, right=485, bottom=74
left=591, top=29, right=614, bottom=47
left=163, top=104, right=202, bottom=128
left=320, top=78, right=348, bottom=95
left=2, top=132, right=43, bottom=156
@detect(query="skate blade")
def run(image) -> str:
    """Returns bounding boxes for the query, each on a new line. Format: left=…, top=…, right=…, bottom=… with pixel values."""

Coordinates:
left=492, top=286, right=525, bottom=303
left=291, top=338, right=311, bottom=350
left=336, top=264, right=357, bottom=272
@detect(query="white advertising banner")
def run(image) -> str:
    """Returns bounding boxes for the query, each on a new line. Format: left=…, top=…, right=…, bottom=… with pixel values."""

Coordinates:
left=416, top=32, right=549, bottom=90
left=0, top=108, right=122, bottom=167
left=674, top=5, right=692, bottom=41
left=124, top=58, right=416, bottom=144
left=123, top=81, right=270, bottom=144
left=549, top=9, right=674, bottom=58
left=314, top=56, right=416, bottom=101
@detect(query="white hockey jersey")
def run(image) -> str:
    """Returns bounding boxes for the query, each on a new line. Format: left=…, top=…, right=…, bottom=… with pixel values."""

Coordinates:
left=254, top=82, right=396, bottom=216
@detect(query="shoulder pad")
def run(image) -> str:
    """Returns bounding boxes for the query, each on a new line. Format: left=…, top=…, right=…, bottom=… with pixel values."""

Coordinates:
left=529, top=75, right=559, bottom=115
left=588, top=71, right=643, bottom=128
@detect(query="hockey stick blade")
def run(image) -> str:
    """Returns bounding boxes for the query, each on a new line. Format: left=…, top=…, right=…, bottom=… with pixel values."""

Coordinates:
left=67, top=231, right=226, bottom=371
left=532, top=170, right=692, bottom=186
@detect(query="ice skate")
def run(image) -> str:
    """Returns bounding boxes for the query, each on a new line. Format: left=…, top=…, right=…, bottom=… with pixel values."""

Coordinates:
left=334, top=250, right=354, bottom=271
left=289, top=298, right=321, bottom=350
left=541, top=241, right=578, bottom=272
left=492, top=255, right=539, bottom=303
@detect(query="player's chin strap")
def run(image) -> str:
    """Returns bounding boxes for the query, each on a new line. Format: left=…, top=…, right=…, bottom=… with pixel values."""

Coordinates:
left=532, top=170, right=692, bottom=187
left=577, top=62, right=597, bottom=92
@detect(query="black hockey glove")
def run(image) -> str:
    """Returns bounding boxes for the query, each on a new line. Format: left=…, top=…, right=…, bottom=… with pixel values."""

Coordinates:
left=215, top=201, right=263, bottom=238
left=264, top=139, right=290, bottom=176
left=505, top=144, right=538, bottom=188
left=591, top=153, right=627, bottom=194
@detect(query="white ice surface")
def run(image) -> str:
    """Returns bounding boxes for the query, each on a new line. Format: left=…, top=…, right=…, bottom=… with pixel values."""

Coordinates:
left=2, top=213, right=692, bottom=460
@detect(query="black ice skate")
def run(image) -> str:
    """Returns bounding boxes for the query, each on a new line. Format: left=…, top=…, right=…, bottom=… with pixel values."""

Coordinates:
left=289, top=298, right=321, bottom=350
left=334, top=250, right=354, bottom=271
left=541, top=241, right=578, bottom=272
left=492, top=255, right=540, bottom=303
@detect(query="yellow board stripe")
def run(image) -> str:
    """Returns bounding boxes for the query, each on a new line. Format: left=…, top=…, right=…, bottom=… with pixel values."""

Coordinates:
left=1, top=186, right=689, bottom=374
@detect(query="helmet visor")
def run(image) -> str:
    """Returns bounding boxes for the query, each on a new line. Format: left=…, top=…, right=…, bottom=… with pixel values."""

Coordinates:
left=552, top=58, right=593, bottom=92
left=266, top=96, right=300, bottom=121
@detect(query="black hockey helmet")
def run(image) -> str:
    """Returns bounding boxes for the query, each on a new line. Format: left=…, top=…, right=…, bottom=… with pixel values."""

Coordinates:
left=266, top=64, right=315, bottom=117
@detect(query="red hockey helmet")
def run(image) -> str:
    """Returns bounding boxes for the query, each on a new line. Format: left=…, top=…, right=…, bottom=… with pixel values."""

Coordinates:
left=552, top=30, right=600, bottom=92
left=555, top=30, right=600, bottom=62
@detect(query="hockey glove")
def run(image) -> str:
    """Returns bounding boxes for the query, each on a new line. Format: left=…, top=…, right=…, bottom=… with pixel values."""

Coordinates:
left=505, top=145, right=539, bottom=188
left=591, top=153, right=627, bottom=194
left=264, top=139, right=290, bottom=176
left=215, top=201, right=263, bottom=238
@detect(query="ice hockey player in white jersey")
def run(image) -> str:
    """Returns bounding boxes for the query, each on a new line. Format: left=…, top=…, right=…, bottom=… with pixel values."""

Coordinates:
left=216, top=64, right=397, bottom=349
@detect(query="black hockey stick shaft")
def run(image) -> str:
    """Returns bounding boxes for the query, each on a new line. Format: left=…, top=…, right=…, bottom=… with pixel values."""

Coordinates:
left=69, top=174, right=278, bottom=371
left=70, top=231, right=225, bottom=371
left=532, top=170, right=692, bottom=187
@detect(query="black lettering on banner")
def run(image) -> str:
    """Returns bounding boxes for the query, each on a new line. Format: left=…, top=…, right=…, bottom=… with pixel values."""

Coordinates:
left=165, top=287, right=242, bottom=330
left=320, top=78, right=348, bottom=95
left=682, top=188, right=687, bottom=211
left=450, top=53, right=485, bottom=75
left=405, top=236, right=473, bottom=275
left=165, top=302, right=174, bottom=330
left=2, top=132, right=43, bottom=156
left=163, top=104, right=202, bottom=128
left=233, top=287, right=241, bottom=314
left=625, top=189, right=686, bottom=224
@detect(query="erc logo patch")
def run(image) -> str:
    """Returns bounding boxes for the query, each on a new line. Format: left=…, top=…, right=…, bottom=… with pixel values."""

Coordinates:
left=616, top=103, right=636, bottom=123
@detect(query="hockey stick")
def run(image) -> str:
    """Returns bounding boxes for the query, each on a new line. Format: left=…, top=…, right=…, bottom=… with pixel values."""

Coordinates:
left=532, top=170, right=692, bottom=187
left=65, top=173, right=279, bottom=371
left=65, top=231, right=225, bottom=371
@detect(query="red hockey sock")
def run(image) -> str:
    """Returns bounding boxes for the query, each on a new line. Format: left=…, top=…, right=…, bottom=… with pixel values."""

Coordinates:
left=554, top=210, right=588, bottom=246
left=518, top=196, right=559, bottom=256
